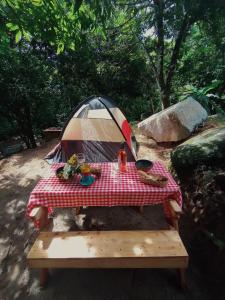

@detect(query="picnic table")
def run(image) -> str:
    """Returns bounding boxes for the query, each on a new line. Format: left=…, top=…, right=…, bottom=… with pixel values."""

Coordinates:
left=27, top=161, right=182, bottom=226
left=27, top=161, right=188, bottom=289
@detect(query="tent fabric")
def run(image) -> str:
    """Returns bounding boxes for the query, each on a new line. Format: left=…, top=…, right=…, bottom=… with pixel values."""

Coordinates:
left=62, top=118, right=123, bottom=141
left=45, top=95, right=137, bottom=163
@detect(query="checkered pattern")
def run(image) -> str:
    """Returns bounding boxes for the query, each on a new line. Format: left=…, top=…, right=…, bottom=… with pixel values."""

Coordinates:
left=26, top=162, right=182, bottom=218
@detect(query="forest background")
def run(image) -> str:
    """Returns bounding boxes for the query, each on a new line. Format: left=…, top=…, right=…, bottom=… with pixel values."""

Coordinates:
left=1, top=0, right=225, bottom=148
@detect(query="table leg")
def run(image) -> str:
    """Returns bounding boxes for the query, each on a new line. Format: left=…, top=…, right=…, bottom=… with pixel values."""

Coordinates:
left=39, top=207, right=49, bottom=230
left=30, top=206, right=50, bottom=230
left=40, top=268, right=49, bottom=289
left=167, top=199, right=182, bottom=231
left=178, top=268, right=187, bottom=290
left=139, top=206, right=144, bottom=214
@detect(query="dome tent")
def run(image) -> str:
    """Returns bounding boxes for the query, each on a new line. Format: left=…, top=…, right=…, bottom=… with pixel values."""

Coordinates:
left=45, top=95, right=137, bottom=163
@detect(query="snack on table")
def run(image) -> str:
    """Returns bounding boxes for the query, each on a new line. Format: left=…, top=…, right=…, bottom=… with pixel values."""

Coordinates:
left=138, top=170, right=168, bottom=187
left=80, top=163, right=91, bottom=174
left=90, top=166, right=102, bottom=178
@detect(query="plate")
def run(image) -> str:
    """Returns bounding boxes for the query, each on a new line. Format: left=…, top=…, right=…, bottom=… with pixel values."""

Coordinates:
left=80, top=175, right=95, bottom=186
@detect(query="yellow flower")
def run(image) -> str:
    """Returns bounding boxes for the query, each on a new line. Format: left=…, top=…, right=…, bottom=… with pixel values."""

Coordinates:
left=68, top=154, right=77, bottom=166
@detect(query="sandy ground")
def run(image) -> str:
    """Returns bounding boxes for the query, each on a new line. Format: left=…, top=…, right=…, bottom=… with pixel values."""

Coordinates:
left=0, top=140, right=56, bottom=300
left=0, top=133, right=223, bottom=300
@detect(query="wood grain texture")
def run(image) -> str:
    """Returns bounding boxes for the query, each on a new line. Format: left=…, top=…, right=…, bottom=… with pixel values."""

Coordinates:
left=169, top=200, right=182, bottom=214
left=30, top=207, right=42, bottom=219
left=28, top=230, right=188, bottom=269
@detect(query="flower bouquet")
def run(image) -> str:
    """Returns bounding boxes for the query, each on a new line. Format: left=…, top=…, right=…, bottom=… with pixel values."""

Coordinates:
left=56, top=154, right=79, bottom=181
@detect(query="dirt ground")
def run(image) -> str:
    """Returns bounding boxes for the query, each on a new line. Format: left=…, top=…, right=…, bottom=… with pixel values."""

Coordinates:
left=0, top=132, right=224, bottom=300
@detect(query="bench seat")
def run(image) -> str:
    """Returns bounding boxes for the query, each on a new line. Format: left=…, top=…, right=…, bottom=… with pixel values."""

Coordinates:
left=28, top=230, right=188, bottom=269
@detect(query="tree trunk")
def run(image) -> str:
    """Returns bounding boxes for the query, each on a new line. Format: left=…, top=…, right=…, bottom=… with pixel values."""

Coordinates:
left=21, top=135, right=30, bottom=149
left=160, top=87, right=170, bottom=109
left=27, top=127, right=37, bottom=148
left=165, top=15, right=191, bottom=100
left=14, top=104, right=37, bottom=149
left=16, top=117, right=31, bottom=148
left=24, top=104, right=37, bottom=148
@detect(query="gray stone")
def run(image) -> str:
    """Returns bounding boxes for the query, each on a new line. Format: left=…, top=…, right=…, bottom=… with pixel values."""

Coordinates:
left=138, top=97, right=208, bottom=142
left=171, top=126, right=225, bottom=172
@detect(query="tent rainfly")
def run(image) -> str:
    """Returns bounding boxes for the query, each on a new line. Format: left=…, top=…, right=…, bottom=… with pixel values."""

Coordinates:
left=45, top=96, right=137, bottom=163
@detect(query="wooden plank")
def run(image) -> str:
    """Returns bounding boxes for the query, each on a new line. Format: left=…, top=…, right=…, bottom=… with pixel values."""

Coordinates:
left=28, top=231, right=188, bottom=269
left=28, top=231, right=188, bottom=258
left=30, top=207, right=42, bottom=219
left=28, top=257, right=188, bottom=269
left=169, top=200, right=182, bottom=214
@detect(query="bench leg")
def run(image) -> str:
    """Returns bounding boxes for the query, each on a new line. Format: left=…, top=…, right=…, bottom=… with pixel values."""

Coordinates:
left=30, top=207, right=51, bottom=288
left=178, top=268, right=187, bottom=290
left=40, top=268, right=49, bottom=288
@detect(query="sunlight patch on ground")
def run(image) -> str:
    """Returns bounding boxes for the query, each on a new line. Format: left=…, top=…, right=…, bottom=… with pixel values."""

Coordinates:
left=28, top=278, right=41, bottom=296
left=9, top=264, right=20, bottom=282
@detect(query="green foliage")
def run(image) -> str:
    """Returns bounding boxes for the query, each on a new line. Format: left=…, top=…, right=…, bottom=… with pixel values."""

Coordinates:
left=1, top=0, right=225, bottom=146
left=1, top=0, right=115, bottom=53
left=174, top=24, right=225, bottom=86
left=0, top=27, right=154, bottom=145
left=0, top=43, right=62, bottom=147
left=178, top=80, right=225, bottom=115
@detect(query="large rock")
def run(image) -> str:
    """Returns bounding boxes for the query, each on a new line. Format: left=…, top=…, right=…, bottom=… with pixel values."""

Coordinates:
left=138, top=97, right=208, bottom=142
left=171, top=126, right=225, bottom=173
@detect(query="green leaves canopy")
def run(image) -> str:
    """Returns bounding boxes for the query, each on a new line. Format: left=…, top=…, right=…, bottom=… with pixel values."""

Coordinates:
left=0, top=0, right=114, bottom=53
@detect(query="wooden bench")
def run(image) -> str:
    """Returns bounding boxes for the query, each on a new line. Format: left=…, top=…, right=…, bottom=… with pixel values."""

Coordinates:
left=28, top=200, right=187, bottom=288
left=27, top=230, right=188, bottom=289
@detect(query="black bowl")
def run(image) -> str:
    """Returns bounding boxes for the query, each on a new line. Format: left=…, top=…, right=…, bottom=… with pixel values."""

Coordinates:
left=135, top=159, right=153, bottom=172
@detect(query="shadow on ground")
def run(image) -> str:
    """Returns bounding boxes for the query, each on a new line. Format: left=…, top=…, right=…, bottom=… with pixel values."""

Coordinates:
left=25, top=267, right=210, bottom=300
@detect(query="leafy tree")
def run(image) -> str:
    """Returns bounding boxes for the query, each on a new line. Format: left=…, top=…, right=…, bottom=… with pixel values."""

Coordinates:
left=175, top=25, right=224, bottom=84
left=2, top=0, right=225, bottom=110
left=0, top=0, right=114, bottom=53
left=1, top=0, right=225, bottom=147
left=118, top=0, right=225, bottom=108
left=0, top=40, right=61, bottom=148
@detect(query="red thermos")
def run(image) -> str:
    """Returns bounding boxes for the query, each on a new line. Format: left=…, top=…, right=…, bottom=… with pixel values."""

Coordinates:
left=118, top=142, right=127, bottom=172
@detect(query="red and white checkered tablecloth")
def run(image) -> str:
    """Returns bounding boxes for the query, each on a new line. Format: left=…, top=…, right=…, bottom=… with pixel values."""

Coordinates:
left=26, top=162, right=182, bottom=218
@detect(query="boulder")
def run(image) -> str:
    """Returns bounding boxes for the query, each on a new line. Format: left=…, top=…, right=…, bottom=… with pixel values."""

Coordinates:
left=171, top=126, right=225, bottom=173
left=138, top=97, right=208, bottom=142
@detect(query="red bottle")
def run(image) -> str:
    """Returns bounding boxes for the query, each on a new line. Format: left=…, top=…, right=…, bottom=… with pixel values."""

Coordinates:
left=118, top=142, right=127, bottom=172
